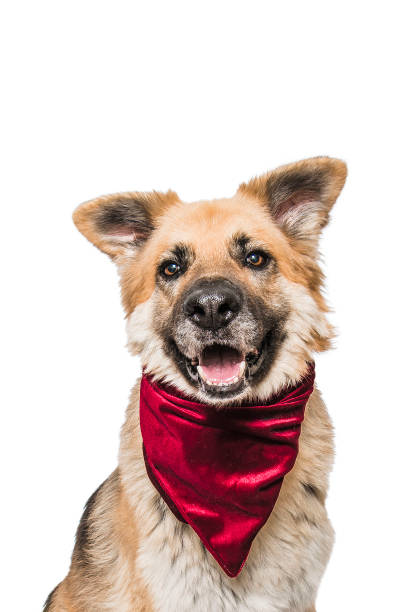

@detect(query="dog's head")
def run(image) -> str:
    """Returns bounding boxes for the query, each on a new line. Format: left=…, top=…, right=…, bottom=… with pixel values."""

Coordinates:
left=74, top=157, right=346, bottom=405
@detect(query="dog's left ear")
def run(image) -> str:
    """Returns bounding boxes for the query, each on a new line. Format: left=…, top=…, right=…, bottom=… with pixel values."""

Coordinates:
left=239, top=156, right=347, bottom=244
left=73, top=189, right=179, bottom=259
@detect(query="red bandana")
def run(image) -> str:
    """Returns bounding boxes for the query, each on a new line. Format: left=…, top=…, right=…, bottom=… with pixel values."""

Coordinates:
left=140, top=364, right=315, bottom=577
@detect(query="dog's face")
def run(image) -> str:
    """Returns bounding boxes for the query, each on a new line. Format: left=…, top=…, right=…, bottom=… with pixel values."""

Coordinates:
left=74, top=157, right=346, bottom=405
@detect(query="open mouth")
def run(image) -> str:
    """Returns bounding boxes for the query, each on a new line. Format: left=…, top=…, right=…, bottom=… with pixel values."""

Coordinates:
left=185, top=343, right=263, bottom=396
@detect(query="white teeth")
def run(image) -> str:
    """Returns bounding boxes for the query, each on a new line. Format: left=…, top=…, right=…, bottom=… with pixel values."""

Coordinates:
left=197, top=361, right=246, bottom=387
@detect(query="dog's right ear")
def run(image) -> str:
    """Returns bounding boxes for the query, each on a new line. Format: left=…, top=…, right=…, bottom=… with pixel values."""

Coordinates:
left=73, top=190, right=179, bottom=258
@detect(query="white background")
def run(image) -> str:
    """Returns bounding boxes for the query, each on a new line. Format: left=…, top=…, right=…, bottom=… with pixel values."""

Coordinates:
left=1, top=1, right=407, bottom=610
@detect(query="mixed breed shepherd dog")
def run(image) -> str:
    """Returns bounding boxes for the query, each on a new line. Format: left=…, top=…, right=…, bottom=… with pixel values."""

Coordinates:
left=45, top=157, right=347, bottom=611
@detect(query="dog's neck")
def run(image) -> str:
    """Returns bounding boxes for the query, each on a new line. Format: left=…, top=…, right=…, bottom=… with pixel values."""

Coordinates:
left=139, top=364, right=315, bottom=577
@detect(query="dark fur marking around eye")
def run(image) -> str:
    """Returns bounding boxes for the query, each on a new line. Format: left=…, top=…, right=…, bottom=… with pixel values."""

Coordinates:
left=231, top=233, right=251, bottom=257
left=169, top=243, right=195, bottom=267
left=230, top=233, right=275, bottom=270
left=158, top=243, right=195, bottom=281
left=95, top=198, right=154, bottom=237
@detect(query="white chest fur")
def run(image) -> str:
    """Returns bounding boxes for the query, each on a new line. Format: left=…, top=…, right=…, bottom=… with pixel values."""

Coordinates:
left=137, top=489, right=332, bottom=612
left=119, top=388, right=334, bottom=612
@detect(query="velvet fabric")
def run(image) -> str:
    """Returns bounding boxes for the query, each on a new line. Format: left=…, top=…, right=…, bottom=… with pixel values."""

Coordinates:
left=140, top=364, right=315, bottom=577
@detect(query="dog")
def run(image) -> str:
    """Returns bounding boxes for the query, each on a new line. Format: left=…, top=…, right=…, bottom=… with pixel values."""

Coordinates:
left=45, top=156, right=347, bottom=611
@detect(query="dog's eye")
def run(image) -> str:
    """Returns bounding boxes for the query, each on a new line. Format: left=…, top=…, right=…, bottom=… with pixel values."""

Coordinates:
left=161, top=262, right=181, bottom=277
left=245, top=251, right=268, bottom=268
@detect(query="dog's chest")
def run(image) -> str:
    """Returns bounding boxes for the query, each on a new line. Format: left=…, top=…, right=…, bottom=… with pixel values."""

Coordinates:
left=137, top=498, right=332, bottom=612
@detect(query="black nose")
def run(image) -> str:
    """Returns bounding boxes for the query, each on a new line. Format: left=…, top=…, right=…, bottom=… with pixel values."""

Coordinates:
left=183, top=279, right=243, bottom=330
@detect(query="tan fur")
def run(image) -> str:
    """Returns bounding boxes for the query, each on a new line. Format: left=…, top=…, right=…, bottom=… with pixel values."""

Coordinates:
left=48, top=383, right=332, bottom=610
left=119, top=384, right=334, bottom=612
left=47, top=157, right=346, bottom=610
left=73, top=189, right=179, bottom=259
left=118, top=194, right=330, bottom=319
left=46, top=469, right=154, bottom=612
left=239, top=156, right=346, bottom=215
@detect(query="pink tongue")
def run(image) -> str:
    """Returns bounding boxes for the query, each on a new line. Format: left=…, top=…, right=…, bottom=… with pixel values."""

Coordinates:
left=199, top=346, right=243, bottom=383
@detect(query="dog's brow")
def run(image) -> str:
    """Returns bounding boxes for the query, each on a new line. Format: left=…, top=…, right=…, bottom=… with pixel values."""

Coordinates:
left=229, top=233, right=275, bottom=268
left=230, top=232, right=269, bottom=258
left=163, top=243, right=195, bottom=264
left=231, top=233, right=251, bottom=255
